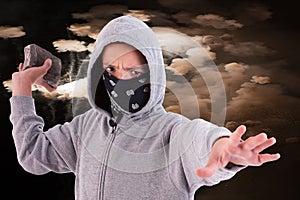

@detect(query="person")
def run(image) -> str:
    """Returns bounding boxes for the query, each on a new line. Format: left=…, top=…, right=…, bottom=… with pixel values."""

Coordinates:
left=9, top=16, right=280, bottom=200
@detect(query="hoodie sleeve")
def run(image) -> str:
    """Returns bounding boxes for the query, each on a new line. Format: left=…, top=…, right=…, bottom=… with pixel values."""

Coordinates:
left=169, top=118, right=246, bottom=195
left=9, top=95, right=82, bottom=175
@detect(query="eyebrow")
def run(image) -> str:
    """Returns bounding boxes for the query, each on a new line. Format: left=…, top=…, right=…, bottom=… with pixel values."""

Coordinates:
left=103, top=63, right=147, bottom=70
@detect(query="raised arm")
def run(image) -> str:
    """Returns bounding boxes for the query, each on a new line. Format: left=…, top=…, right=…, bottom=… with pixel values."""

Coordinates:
left=10, top=59, right=79, bottom=174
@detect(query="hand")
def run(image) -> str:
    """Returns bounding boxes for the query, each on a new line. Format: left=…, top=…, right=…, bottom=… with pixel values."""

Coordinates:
left=11, top=59, right=56, bottom=96
left=196, top=125, right=281, bottom=178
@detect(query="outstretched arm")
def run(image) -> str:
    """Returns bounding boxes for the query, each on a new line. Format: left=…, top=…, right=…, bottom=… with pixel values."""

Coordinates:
left=196, top=125, right=281, bottom=178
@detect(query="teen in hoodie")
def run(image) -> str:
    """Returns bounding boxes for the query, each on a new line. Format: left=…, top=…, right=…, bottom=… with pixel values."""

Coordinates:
left=9, top=16, right=280, bottom=200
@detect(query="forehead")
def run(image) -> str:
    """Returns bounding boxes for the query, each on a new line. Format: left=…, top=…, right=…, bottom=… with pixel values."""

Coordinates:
left=102, top=43, right=146, bottom=64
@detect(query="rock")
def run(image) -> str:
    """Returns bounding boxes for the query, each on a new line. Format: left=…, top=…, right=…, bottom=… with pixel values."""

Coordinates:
left=23, top=44, right=62, bottom=88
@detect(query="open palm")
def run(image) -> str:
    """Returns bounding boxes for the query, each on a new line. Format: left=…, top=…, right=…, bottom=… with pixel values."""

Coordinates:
left=196, top=125, right=281, bottom=178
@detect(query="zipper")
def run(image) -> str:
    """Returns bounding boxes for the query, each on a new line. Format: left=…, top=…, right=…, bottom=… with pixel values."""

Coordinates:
left=99, top=119, right=117, bottom=200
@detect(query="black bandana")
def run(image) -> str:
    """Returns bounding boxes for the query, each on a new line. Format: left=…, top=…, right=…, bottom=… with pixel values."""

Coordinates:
left=102, top=70, right=151, bottom=117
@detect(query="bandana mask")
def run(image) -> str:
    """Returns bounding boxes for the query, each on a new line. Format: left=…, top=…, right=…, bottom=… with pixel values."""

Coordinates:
left=102, top=70, right=151, bottom=117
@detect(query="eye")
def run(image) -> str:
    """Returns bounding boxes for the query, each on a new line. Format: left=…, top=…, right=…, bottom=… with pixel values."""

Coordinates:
left=130, top=70, right=142, bottom=77
left=105, top=65, right=115, bottom=72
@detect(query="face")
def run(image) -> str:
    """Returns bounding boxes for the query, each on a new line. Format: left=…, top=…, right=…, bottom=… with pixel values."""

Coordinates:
left=102, top=43, right=149, bottom=80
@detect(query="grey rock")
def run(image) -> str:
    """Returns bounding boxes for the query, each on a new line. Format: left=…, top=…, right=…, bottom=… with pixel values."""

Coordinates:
left=23, top=44, right=62, bottom=88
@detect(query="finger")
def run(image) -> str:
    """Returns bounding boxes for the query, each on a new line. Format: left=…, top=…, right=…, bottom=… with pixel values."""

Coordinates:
left=242, top=133, right=268, bottom=150
left=36, top=79, right=56, bottom=92
left=196, top=165, right=218, bottom=178
left=253, top=137, right=277, bottom=154
left=231, top=125, right=247, bottom=143
left=37, top=59, right=52, bottom=77
left=256, top=153, right=281, bottom=165
left=43, top=58, right=52, bottom=70
left=196, top=158, right=220, bottom=178
left=18, top=63, right=23, bottom=71
left=43, top=83, right=56, bottom=92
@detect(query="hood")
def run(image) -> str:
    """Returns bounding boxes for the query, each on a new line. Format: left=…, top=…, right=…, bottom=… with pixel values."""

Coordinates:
left=87, top=16, right=166, bottom=122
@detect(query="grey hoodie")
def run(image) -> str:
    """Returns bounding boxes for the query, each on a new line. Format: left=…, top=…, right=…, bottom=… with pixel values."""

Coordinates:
left=9, top=16, right=244, bottom=200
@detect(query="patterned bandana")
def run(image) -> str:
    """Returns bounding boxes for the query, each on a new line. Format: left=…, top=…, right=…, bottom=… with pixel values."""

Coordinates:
left=102, top=70, right=151, bottom=117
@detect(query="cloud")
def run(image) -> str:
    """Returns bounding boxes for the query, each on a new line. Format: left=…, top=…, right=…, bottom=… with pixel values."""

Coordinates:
left=87, top=43, right=95, bottom=53
left=67, top=24, right=91, bottom=37
left=219, top=33, right=233, bottom=41
left=232, top=3, right=272, bottom=26
left=153, top=28, right=233, bottom=123
left=244, top=4, right=272, bottom=21
left=225, top=120, right=262, bottom=132
left=220, top=62, right=250, bottom=102
left=192, top=14, right=243, bottom=30
left=67, top=19, right=109, bottom=39
left=3, top=77, right=88, bottom=100
left=167, top=58, right=194, bottom=75
left=152, top=27, right=225, bottom=121
left=193, top=35, right=225, bottom=50
left=52, top=39, right=88, bottom=52
left=165, top=72, right=230, bottom=122
left=0, top=26, right=25, bottom=39
left=225, top=81, right=300, bottom=138
left=250, top=75, right=271, bottom=84
left=224, top=62, right=248, bottom=73
left=124, top=10, right=151, bottom=22
left=164, top=59, right=232, bottom=123
left=158, top=0, right=215, bottom=13
left=13, top=2, right=296, bottom=138
left=68, top=4, right=127, bottom=39
left=164, top=104, right=180, bottom=114
left=224, top=41, right=275, bottom=57
left=2, top=80, right=12, bottom=92
left=159, top=1, right=272, bottom=27
left=45, top=78, right=88, bottom=99
left=164, top=80, right=212, bottom=120
left=124, top=10, right=176, bottom=26
left=71, top=4, right=128, bottom=20
left=174, top=26, right=208, bottom=37
left=3, top=79, right=47, bottom=93
left=164, top=98, right=212, bottom=121
left=69, top=5, right=176, bottom=38
left=152, top=27, right=199, bottom=56
left=186, top=47, right=216, bottom=67
left=172, top=11, right=195, bottom=25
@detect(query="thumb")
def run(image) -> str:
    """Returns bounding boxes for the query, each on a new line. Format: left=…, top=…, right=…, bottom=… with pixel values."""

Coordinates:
left=37, top=58, right=52, bottom=76
left=43, top=58, right=52, bottom=70
left=196, top=162, right=218, bottom=178
left=28, top=58, right=52, bottom=83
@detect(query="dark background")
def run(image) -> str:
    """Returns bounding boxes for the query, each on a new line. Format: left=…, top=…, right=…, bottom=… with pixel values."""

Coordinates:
left=0, top=0, right=299, bottom=199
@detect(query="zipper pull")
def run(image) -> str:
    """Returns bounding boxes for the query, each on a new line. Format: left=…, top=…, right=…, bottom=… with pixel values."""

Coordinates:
left=109, top=119, right=117, bottom=134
